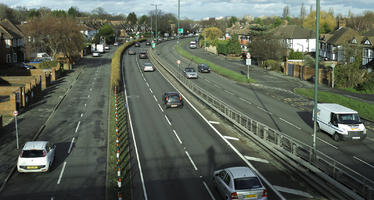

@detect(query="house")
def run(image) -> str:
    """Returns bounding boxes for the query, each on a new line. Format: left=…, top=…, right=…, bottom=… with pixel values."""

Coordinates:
left=79, top=23, right=97, bottom=41
left=272, top=25, right=316, bottom=53
left=0, top=19, right=25, bottom=66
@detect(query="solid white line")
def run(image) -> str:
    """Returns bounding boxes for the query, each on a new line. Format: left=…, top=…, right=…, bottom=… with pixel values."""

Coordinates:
left=165, top=115, right=172, bottom=126
left=80, top=113, right=83, bottom=117
left=279, top=117, right=301, bottom=130
left=57, top=161, right=67, bottom=184
left=354, top=156, right=374, bottom=169
left=153, top=95, right=158, bottom=102
left=185, top=151, right=198, bottom=171
left=224, top=90, right=234, bottom=95
left=75, top=121, right=81, bottom=133
left=223, top=136, right=240, bottom=141
left=203, top=181, right=216, bottom=200
left=84, top=104, right=86, bottom=107
left=146, top=82, right=149, bottom=87
left=240, top=97, right=252, bottom=104
left=213, top=84, right=220, bottom=88
left=158, top=104, right=164, bottom=112
left=204, top=79, right=211, bottom=83
left=208, top=121, right=220, bottom=124
left=68, top=137, right=75, bottom=154
left=90, top=88, right=92, bottom=91
left=244, top=156, right=269, bottom=164
left=257, top=106, right=272, bottom=114
left=173, top=130, right=182, bottom=144
left=317, top=138, right=338, bottom=149
left=273, top=185, right=313, bottom=198
left=149, top=88, right=153, bottom=93
left=88, top=95, right=90, bottom=98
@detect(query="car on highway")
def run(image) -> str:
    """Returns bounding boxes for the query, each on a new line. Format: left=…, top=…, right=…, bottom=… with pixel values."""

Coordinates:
left=114, top=42, right=119, bottom=46
left=135, top=42, right=141, bottom=47
left=128, top=49, right=136, bottom=55
left=139, top=50, right=148, bottom=59
left=17, top=141, right=56, bottom=173
left=189, top=41, right=197, bottom=49
left=162, top=92, right=184, bottom=108
left=184, top=67, right=198, bottom=79
left=146, top=41, right=151, bottom=46
left=92, top=52, right=101, bottom=57
left=143, top=62, right=155, bottom=72
left=198, top=63, right=210, bottom=73
left=213, top=167, right=267, bottom=200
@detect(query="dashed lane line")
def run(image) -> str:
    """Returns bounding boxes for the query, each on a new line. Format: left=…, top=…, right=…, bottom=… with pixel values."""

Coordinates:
left=240, top=97, right=252, bottom=104
left=203, top=181, right=216, bottom=200
left=165, top=115, right=172, bottom=126
left=317, top=138, right=338, bottom=149
left=185, top=151, right=198, bottom=171
left=279, top=117, right=301, bottom=130
left=244, top=155, right=270, bottom=164
left=173, top=130, right=182, bottom=144
left=57, top=161, right=67, bottom=184
left=223, top=136, right=240, bottom=141
left=158, top=104, right=164, bottom=112
left=208, top=121, right=220, bottom=125
left=75, top=121, right=81, bottom=133
left=153, top=95, right=158, bottom=102
left=256, top=106, right=272, bottom=115
left=354, top=156, right=374, bottom=169
left=68, top=137, right=75, bottom=154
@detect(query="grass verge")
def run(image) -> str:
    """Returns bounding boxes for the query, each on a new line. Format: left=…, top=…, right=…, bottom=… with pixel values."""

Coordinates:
left=295, top=88, right=374, bottom=121
left=175, top=41, right=255, bottom=83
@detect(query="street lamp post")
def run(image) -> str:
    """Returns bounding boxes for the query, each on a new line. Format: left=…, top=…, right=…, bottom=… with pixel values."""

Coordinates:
left=177, top=0, right=180, bottom=44
left=151, top=3, right=160, bottom=41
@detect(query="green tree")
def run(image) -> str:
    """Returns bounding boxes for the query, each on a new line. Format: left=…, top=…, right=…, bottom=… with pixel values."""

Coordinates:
left=68, top=7, right=79, bottom=17
left=227, top=35, right=242, bottom=55
left=228, top=16, right=238, bottom=28
left=139, top=15, right=148, bottom=25
left=248, top=34, right=287, bottom=65
left=255, top=18, right=264, bottom=26
left=273, top=17, right=282, bottom=28
left=95, top=24, right=115, bottom=44
left=202, top=27, right=223, bottom=43
left=51, top=10, right=67, bottom=17
left=127, top=12, right=137, bottom=25
left=303, top=10, right=336, bottom=33
left=28, top=9, right=40, bottom=19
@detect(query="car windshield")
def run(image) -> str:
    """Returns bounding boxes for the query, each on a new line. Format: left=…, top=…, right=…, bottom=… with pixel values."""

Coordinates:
left=21, top=150, right=45, bottom=158
left=234, top=177, right=262, bottom=190
left=144, top=63, right=152, bottom=66
left=168, top=95, right=180, bottom=103
left=185, top=68, right=195, bottom=72
left=200, top=64, right=208, bottom=69
left=337, top=113, right=361, bottom=124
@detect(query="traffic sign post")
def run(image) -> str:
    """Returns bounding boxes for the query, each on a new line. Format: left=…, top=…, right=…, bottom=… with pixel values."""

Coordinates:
left=331, top=63, right=335, bottom=88
left=177, top=60, right=181, bottom=69
left=246, top=52, right=251, bottom=79
left=13, top=111, right=19, bottom=149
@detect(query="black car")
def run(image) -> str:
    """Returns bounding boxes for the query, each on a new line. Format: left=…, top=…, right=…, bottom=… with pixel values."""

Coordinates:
left=162, top=92, right=183, bottom=108
left=135, top=42, right=141, bottom=47
left=198, top=64, right=210, bottom=73
left=145, top=41, right=151, bottom=46
left=139, top=51, right=148, bottom=59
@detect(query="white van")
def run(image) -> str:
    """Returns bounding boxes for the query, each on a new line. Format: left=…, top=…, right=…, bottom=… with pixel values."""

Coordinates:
left=313, top=103, right=366, bottom=141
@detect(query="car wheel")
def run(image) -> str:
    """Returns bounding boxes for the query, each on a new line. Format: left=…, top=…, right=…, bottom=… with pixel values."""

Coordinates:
left=316, top=123, right=320, bottom=132
left=333, top=133, right=340, bottom=141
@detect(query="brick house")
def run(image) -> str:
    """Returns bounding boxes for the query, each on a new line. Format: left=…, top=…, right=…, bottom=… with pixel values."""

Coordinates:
left=0, top=19, right=25, bottom=66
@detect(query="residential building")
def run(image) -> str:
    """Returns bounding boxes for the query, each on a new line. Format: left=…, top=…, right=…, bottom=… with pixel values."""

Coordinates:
left=272, top=25, right=316, bottom=53
left=0, top=19, right=25, bottom=66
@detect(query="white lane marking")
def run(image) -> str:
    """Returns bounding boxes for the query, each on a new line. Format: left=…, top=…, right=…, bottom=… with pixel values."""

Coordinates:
left=80, top=113, right=83, bottom=117
left=203, top=181, right=216, bottom=200
left=165, top=115, right=172, bottom=126
left=273, top=185, right=314, bottom=198
left=208, top=121, right=220, bottom=124
left=353, top=156, right=374, bottom=169
left=240, top=97, right=252, bottom=104
left=153, top=95, right=158, bottom=102
left=143, top=77, right=146, bottom=81
left=244, top=156, right=269, bottom=164
left=75, top=121, right=81, bottom=133
left=88, top=95, right=90, bottom=98
left=279, top=117, right=301, bottom=130
left=256, top=106, right=272, bottom=115
left=158, top=104, right=164, bottom=112
left=146, top=82, right=149, bottom=87
left=68, top=137, right=75, bottom=154
left=224, top=89, right=234, bottom=95
left=317, top=138, right=338, bottom=149
left=57, top=161, right=67, bottom=184
left=213, top=84, right=220, bottom=88
left=173, top=130, right=182, bottom=144
left=204, top=79, right=211, bottom=83
left=51, top=197, right=54, bottom=200
left=84, top=104, right=86, bottom=107
left=185, top=151, right=198, bottom=171
left=124, top=87, right=148, bottom=200
left=223, top=136, right=240, bottom=141
left=149, top=88, right=153, bottom=93
left=90, top=88, right=92, bottom=91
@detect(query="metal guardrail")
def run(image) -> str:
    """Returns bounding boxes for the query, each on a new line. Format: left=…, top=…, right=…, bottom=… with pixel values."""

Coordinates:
left=149, top=49, right=374, bottom=200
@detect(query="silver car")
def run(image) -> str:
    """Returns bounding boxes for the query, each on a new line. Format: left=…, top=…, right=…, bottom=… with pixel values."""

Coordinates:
left=213, top=167, right=267, bottom=200
left=143, top=62, right=155, bottom=72
left=184, top=67, right=198, bottom=79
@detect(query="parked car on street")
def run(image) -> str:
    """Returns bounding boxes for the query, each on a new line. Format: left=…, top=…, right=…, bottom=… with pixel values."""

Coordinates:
left=143, top=62, right=155, bottom=72
left=198, top=63, right=210, bottom=73
left=162, top=92, right=183, bottom=108
left=139, top=50, right=148, bottom=59
left=17, top=141, right=56, bottom=173
left=21, top=63, right=36, bottom=70
left=184, top=67, right=198, bottom=79
left=213, top=167, right=268, bottom=200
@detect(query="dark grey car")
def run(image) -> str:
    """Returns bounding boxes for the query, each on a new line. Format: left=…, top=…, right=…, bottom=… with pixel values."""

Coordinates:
left=198, top=64, right=210, bottom=73
left=162, top=92, right=183, bottom=108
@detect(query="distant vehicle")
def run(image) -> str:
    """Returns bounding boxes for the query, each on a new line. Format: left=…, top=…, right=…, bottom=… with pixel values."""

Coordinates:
left=170, top=36, right=175, bottom=40
left=139, top=50, right=148, bottom=59
left=92, top=52, right=100, bottom=57
left=162, top=92, right=183, bottom=108
left=198, top=64, right=210, bottom=73
left=189, top=41, right=197, bottom=49
left=96, top=44, right=104, bottom=53
left=17, top=141, right=56, bottom=173
left=184, top=67, right=198, bottom=79
left=104, top=46, right=110, bottom=51
left=143, top=62, right=155, bottom=72
left=135, top=42, right=141, bottom=47
left=145, top=41, right=151, bottom=46
left=21, top=63, right=36, bottom=70
left=313, top=103, right=366, bottom=141
left=114, top=42, right=119, bottom=46
left=36, top=52, right=52, bottom=61
left=128, top=49, right=136, bottom=55
left=213, top=167, right=268, bottom=200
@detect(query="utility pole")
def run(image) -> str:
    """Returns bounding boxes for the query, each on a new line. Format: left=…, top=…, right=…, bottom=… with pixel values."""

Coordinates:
left=177, top=0, right=180, bottom=44
left=150, top=12, right=153, bottom=41
left=151, top=3, right=161, bottom=41
left=312, top=0, right=321, bottom=161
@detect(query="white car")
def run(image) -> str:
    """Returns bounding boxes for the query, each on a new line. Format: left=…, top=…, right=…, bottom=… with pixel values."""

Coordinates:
left=17, top=141, right=56, bottom=173
left=143, top=62, right=155, bottom=72
left=92, top=52, right=100, bottom=57
left=114, top=42, right=119, bottom=46
left=105, top=46, right=110, bottom=50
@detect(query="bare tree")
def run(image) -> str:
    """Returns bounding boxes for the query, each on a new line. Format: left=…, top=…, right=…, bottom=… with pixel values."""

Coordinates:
left=300, top=3, right=306, bottom=20
left=282, top=6, right=290, bottom=19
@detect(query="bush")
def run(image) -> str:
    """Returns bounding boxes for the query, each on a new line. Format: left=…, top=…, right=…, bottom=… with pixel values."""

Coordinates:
left=216, top=40, right=229, bottom=55
left=39, top=60, right=58, bottom=69
left=227, top=35, right=242, bottom=55
left=288, top=49, right=304, bottom=59
left=261, top=59, right=281, bottom=71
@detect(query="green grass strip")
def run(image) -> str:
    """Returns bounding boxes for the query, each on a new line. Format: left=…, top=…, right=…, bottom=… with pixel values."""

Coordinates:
left=176, top=41, right=255, bottom=83
left=295, top=88, right=374, bottom=121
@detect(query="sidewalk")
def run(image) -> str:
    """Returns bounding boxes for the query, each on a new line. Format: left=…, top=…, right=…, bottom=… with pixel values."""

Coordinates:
left=0, top=63, right=83, bottom=192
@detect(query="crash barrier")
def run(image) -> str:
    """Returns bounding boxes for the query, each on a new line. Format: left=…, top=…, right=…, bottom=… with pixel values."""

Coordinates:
left=149, top=49, right=374, bottom=200
left=114, top=87, right=123, bottom=200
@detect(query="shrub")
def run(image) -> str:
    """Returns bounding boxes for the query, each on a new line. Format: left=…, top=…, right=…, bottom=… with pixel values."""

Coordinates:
left=216, top=40, right=229, bottom=55
left=261, top=59, right=281, bottom=71
left=288, top=49, right=304, bottom=60
left=39, top=60, right=58, bottom=69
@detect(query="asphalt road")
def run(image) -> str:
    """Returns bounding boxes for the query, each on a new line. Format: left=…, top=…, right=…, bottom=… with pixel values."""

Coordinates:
left=0, top=49, right=112, bottom=199
left=124, top=43, right=325, bottom=200
left=154, top=39, right=374, bottom=183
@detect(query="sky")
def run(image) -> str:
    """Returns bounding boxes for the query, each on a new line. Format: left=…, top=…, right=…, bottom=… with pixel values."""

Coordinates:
left=1, top=0, right=373, bottom=20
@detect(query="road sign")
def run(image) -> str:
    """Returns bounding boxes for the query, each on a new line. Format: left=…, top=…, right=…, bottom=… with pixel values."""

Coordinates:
left=246, top=52, right=251, bottom=59
left=152, top=42, right=156, bottom=48
left=246, top=59, right=252, bottom=66
left=13, top=110, right=18, bottom=116
left=177, top=60, right=181, bottom=65
left=178, top=28, right=184, bottom=34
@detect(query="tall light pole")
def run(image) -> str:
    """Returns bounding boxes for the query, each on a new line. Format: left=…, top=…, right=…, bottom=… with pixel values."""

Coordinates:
left=151, top=3, right=161, bottom=40
left=150, top=11, right=153, bottom=41
left=312, top=0, right=321, bottom=161
left=177, top=0, right=180, bottom=44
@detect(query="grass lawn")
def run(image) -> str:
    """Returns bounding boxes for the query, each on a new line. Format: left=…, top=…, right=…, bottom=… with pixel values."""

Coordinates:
left=295, top=88, right=374, bottom=121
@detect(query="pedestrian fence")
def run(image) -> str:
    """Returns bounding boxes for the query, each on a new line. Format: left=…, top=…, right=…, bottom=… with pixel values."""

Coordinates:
left=149, top=49, right=374, bottom=200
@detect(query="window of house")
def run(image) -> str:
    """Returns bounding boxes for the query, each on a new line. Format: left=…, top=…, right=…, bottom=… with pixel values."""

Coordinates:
left=5, top=39, right=11, bottom=48
left=13, top=53, right=17, bottom=63
left=6, top=54, right=11, bottom=63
